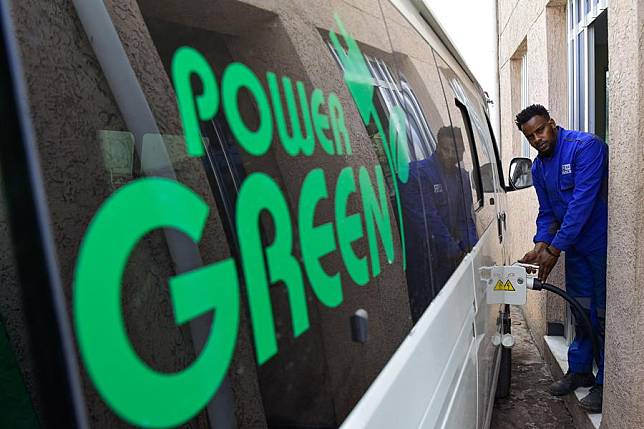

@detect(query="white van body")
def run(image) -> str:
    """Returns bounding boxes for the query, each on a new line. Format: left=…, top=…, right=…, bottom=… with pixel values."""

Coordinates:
left=0, top=0, right=517, bottom=428
left=343, top=1, right=510, bottom=428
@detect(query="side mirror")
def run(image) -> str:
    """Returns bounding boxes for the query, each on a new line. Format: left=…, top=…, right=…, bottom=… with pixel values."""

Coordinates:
left=508, top=157, right=533, bottom=190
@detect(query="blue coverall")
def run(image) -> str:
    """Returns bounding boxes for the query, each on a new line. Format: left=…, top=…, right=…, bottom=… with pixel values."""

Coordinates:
left=532, top=127, right=608, bottom=384
left=401, top=152, right=478, bottom=320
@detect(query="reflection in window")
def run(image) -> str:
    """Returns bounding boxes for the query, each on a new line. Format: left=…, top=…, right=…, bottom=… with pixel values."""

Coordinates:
left=445, top=75, right=493, bottom=168
left=400, top=126, right=477, bottom=321
left=328, top=45, right=437, bottom=163
left=455, top=99, right=484, bottom=208
left=435, top=56, right=498, bottom=233
left=365, top=56, right=437, bottom=159
left=330, top=42, right=479, bottom=321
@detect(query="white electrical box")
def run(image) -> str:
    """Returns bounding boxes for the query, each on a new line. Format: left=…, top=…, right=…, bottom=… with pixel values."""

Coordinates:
left=484, top=265, right=527, bottom=305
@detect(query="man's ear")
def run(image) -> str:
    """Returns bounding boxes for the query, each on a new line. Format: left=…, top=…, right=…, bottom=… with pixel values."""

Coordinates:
left=548, top=118, right=556, bottom=128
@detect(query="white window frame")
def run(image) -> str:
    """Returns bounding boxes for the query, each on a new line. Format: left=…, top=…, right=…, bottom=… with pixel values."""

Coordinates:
left=568, top=0, right=608, bottom=132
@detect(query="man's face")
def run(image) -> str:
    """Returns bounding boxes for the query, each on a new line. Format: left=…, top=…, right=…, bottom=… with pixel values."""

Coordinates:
left=437, top=131, right=464, bottom=167
left=520, top=115, right=557, bottom=156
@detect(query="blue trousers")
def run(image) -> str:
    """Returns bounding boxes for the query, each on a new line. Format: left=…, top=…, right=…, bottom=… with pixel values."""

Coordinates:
left=565, top=250, right=606, bottom=385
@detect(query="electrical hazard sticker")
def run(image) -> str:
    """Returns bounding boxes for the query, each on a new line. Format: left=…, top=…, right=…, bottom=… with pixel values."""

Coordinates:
left=486, top=265, right=526, bottom=305
left=494, top=280, right=516, bottom=292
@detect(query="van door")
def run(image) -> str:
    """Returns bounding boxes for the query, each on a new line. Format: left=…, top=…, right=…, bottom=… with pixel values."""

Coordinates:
left=433, top=54, right=506, bottom=429
left=366, top=2, right=484, bottom=428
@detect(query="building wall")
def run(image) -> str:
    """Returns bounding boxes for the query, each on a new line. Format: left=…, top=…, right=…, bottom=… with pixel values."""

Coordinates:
left=501, top=0, right=644, bottom=425
left=603, top=0, right=644, bottom=427
left=498, top=0, right=567, bottom=353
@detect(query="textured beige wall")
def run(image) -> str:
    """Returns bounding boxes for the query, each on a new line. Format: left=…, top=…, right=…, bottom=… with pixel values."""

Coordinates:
left=542, top=5, right=568, bottom=331
left=498, top=0, right=567, bottom=353
left=497, top=0, right=520, bottom=39
left=500, top=0, right=644, bottom=424
left=603, top=0, right=644, bottom=427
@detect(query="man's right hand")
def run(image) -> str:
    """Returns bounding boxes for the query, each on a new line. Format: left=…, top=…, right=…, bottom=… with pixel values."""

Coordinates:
left=519, top=242, right=548, bottom=263
left=519, top=242, right=549, bottom=273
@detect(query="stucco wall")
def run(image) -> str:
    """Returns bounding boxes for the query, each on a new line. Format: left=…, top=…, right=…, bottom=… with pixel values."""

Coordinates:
left=603, top=0, right=644, bottom=427
left=498, top=0, right=567, bottom=353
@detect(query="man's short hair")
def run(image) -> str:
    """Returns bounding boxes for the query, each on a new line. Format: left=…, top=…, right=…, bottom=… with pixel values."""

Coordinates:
left=437, top=126, right=461, bottom=141
left=436, top=126, right=464, bottom=154
left=515, top=104, right=550, bottom=130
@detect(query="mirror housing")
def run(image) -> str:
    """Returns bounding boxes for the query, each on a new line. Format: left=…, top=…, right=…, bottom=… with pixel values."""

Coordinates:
left=508, top=157, right=533, bottom=190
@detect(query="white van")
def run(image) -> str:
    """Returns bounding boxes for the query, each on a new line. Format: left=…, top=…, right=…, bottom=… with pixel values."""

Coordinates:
left=0, top=0, right=529, bottom=428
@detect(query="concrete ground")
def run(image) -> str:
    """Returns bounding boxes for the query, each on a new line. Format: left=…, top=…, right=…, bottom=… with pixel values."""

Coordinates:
left=491, top=306, right=575, bottom=429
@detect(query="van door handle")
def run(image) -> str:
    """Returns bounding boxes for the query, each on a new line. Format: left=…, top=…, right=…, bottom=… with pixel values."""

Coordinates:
left=497, top=215, right=503, bottom=243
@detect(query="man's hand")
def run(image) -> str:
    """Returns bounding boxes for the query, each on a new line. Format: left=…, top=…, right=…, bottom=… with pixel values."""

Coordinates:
left=520, top=243, right=561, bottom=282
left=519, top=242, right=557, bottom=276
left=534, top=246, right=559, bottom=281
left=519, top=242, right=549, bottom=274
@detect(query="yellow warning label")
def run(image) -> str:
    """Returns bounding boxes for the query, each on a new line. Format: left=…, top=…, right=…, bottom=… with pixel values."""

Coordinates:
left=494, top=280, right=516, bottom=291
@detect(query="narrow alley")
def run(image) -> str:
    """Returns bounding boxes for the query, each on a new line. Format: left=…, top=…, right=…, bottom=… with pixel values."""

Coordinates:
left=491, top=306, right=575, bottom=429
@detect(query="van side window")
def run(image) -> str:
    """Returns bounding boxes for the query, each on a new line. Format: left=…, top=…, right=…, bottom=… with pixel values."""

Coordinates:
left=382, top=4, right=481, bottom=316
left=399, top=124, right=479, bottom=313
left=435, top=53, right=496, bottom=236
left=329, top=44, right=434, bottom=321
left=332, top=14, right=479, bottom=321
left=483, top=110, right=507, bottom=189
left=455, top=99, right=485, bottom=208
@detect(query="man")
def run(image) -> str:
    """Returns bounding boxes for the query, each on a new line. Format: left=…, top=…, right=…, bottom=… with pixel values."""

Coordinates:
left=516, top=104, right=608, bottom=413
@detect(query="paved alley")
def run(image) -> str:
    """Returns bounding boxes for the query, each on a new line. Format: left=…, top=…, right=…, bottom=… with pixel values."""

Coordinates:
left=491, top=306, right=575, bottom=429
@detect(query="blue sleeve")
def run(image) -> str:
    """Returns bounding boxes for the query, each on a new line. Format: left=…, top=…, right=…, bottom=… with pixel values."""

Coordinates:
left=532, top=161, right=558, bottom=244
left=551, top=138, right=608, bottom=251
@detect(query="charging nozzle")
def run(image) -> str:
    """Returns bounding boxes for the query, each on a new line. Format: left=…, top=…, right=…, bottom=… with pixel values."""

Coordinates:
left=512, top=261, right=543, bottom=291
left=484, top=262, right=601, bottom=367
left=527, top=277, right=542, bottom=291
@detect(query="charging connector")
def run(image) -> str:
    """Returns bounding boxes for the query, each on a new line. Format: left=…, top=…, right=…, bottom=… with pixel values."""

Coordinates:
left=486, top=263, right=601, bottom=367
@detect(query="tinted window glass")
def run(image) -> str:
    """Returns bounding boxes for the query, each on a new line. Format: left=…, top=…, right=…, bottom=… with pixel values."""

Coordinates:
left=0, top=170, right=41, bottom=427
left=7, top=0, right=425, bottom=427
left=435, top=53, right=496, bottom=235
left=376, top=1, right=478, bottom=320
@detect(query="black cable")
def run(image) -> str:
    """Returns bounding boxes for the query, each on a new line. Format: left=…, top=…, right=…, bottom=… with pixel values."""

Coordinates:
left=535, top=281, right=601, bottom=367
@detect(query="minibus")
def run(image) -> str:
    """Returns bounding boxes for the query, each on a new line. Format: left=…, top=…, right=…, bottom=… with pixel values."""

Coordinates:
left=0, top=0, right=531, bottom=427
